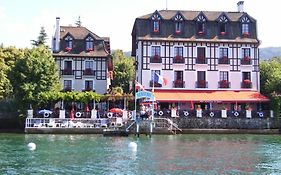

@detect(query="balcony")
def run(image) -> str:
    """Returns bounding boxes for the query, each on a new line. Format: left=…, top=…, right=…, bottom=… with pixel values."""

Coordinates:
left=83, top=68, right=95, bottom=76
left=150, top=55, right=162, bottom=63
left=241, top=79, right=252, bottom=88
left=173, top=80, right=185, bottom=88
left=218, top=56, right=229, bottom=64
left=241, top=56, right=251, bottom=65
left=219, top=80, right=230, bottom=88
left=149, top=80, right=162, bottom=87
left=62, top=69, right=73, bottom=75
left=196, top=56, right=206, bottom=64
left=173, top=55, right=184, bottom=64
left=196, top=80, right=208, bottom=88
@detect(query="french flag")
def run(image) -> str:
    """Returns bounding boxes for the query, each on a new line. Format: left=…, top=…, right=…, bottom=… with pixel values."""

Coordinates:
left=154, top=73, right=168, bottom=85
left=135, top=81, right=145, bottom=91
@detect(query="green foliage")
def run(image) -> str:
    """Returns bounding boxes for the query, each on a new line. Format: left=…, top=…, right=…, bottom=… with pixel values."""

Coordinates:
left=8, top=46, right=60, bottom=110
left=31, top=27, right=48, bottom=46
left=111, top=50, right=135, bottom=93
left=0, top=47, right=25, bottom=99
left=260, top=57, right=281, bottom=117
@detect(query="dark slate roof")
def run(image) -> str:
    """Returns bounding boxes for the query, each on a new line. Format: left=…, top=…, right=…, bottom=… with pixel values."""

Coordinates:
left=138, top=10, right=256, bottom=22
left=60, top=26, right=103, bottom=40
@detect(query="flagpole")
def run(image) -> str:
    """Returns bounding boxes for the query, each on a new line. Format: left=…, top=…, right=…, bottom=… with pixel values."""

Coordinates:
left=152, top=72, right=155, bottom=121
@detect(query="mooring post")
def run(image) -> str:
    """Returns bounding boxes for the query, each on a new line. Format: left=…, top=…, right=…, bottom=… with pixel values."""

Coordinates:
left=149, top=121, right=153, bottom=138
left=136, top=122, right=140, bottom=137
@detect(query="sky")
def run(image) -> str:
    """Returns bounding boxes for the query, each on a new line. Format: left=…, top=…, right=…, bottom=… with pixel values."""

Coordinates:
left=0, top=0, right=280, bottom=51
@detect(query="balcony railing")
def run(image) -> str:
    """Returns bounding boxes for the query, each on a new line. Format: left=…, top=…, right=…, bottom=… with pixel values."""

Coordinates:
left=173, top=80, right=185, bottom=88
left=150, top=80, right=162, bottom=87
left=218, top=56, right=229, bottom=64
left=219, top=80, right=230, bottom=88
left=62, top=69, right=73, bottom=75
left=241, top=80, right=252, bottom=88
left=150, top=55, right=162, bottom=63
left=173, top=55, right=184, bottom=64
left=83, top=69, right=95, bottom=76
left=196, top=80, right=208, bottom=88
left=241, top=57, right=251, bottom=65
left=196, top=57, right=206, bottom=64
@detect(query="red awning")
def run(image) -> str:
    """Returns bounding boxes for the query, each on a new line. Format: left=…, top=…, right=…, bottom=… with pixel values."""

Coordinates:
left=153, top=90, right=269, bottom=102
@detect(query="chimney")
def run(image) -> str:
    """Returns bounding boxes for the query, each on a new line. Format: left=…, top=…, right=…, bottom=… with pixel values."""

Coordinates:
left=237, top=1, right=244, bottom=12
left=54, top=17, right=60, bottom=52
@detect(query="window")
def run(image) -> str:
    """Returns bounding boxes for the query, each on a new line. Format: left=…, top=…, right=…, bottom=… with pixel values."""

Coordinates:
left=85, top=61, right=93, bottom=69
left=242, top=72, right=251, bottom=81
left=153, top=21, right=160, bottom=32
left=65, top=36, right=73, bottom=49
left=220, top=23, right=226, bottom=33
left=242, top=48, right=250, bottom=58
left=220, top=71, right=229, bottom=81
left=218, top=14, right=228, bottom=35
left=85, top=80, right=93, bottom=90
left=86, top=37, right=94, bottom=51
left=96, top=58, right=106, bottom=80
left=64, top=61, right=72, bottom=69
left=197, top=71, right=206, bottom=81
left=175, top=22, right=182, bottom=33
left=64, top=80, right=72, bottom=90
left=219, top=48, right=228, bottom=64
left=242, top=23, right=249, bottom=34
left=175, top=71, right=183, bottom=80
left=196, top=14, right=206, bottom=35
left=197, top=47, right=206, bottom=64
left=174, top=47, right=183, bottom=57
left=174, top=71, right=184, bottom=88
left=152, top=46, right=161, bottom=56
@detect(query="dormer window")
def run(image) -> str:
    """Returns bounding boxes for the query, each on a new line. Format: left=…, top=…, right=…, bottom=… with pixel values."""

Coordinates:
left=151, top=11, right=161, bottom=33
left=174, top=13, right=184, bottom=34
left=196, top=13, right=207, bottom=35
left=217, top=14, right=229, bottom=35
left=65, top=35, right=73, bottom=51
left=240, top=15, right=251, bottom=37
left=153, top=21, right=160, bottom=32
left=86, top=36, right=94, bottom=51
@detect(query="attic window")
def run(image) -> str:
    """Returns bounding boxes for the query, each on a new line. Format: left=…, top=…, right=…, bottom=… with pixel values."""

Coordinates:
left=196, top=14, right=206, bottom=35
left=151, top=12, right=161, bottom=33
left=86, top=36, right=94, bottom=51
left=240, top=16, right=250, bottom=37
left=65, top=35, right=73, bottom=49
left=218, top=15, right=228, bottom=35
left=174, top=13, right=184, bottom=34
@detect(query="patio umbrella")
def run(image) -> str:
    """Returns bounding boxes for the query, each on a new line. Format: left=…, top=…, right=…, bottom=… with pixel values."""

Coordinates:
left=109, top=108, right=123, bottom=113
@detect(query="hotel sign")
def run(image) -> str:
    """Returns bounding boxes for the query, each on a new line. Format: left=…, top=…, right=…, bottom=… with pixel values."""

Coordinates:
left=136, top=91, right=154, bottom=99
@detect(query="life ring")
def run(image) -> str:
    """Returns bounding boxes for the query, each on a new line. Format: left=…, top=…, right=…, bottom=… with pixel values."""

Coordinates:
left=259, top=112, right=264, bottom=118
left=209, top=112, right=215, bottom=117
left=75, top=112, right=82, bottom=118
left=44, top=112, right=50, bottom=118
left=234, top=111, right=239, bottom=117
left=184, top=111, right=189, bottom=117
left=158, top=111, right=164, bottom=116
left=107, top=112, right=113, bottom=118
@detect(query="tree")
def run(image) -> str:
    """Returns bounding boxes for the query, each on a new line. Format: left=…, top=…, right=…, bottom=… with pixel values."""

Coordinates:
left=8, top=46, right=60, bottom=111
left=0, top=47, right=25, bottom=99
left=111, top=50, right=135, bottom=93
left=75, top=16, right=82, bottom=27
left=31, top=27, right=48, bottom=46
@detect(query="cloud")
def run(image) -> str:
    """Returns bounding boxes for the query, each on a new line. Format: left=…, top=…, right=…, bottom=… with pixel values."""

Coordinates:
left=0, top=5, right=6, bottom=20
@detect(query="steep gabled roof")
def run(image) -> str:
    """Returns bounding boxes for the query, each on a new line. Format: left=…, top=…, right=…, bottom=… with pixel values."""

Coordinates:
left=60, top=26, right=103, bottom=40
left=137, top=10, right=256, bottom=22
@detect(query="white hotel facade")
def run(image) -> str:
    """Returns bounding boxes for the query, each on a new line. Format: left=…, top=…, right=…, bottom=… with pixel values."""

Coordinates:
left=131, top=2, right=268, bottom=112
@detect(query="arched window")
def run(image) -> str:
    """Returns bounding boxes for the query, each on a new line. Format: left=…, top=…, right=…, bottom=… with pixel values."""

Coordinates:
left=174, top=13, right=184, bottom=34
left=86, top=36, right=94, bottom=51
left=240, top=15, right=251, bottom=37
left=65, top=35, right=73, bottom=49
left=151, top=12, right=161, bottom=33
left=196, top=14, right=207, bottom=35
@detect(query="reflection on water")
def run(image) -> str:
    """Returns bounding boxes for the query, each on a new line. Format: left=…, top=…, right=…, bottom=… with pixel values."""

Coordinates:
left=0, top=134, right=281, bottom=174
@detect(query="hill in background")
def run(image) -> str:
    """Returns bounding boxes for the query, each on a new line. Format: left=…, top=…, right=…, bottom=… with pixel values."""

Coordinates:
left=260, top=47, right=281, bottom=60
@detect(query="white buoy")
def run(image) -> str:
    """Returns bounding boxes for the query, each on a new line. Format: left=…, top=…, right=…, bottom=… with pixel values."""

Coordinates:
left=27, top=142, right=36, bottom=151
left=128, top=142, right=137, bottom=152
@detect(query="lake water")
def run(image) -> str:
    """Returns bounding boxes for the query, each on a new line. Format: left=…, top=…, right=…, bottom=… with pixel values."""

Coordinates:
left=1, top=133, right=281, bottom=175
